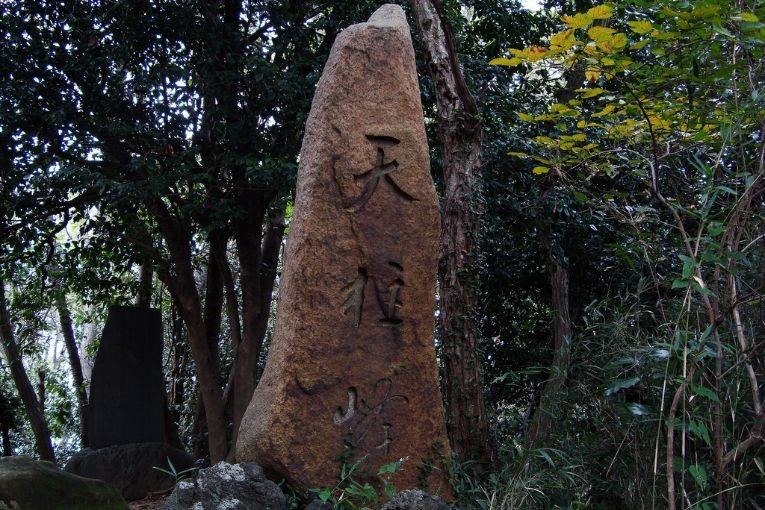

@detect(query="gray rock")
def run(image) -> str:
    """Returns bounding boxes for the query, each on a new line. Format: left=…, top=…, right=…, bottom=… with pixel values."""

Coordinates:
left=379, top=490, right=449, bottom=510
left=303, top=500, right=333, bottom=510
left=65, top=442, right=193, bottom=501
left=0, top=456, right=127, bottom=510
left=162, top=462, right=287, bottom=510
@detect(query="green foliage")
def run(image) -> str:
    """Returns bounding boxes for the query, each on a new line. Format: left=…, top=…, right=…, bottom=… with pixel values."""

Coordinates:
left=451, top=447, right=585, bottom=509
left=152, top=456, right=198, bottom=483
left=310, top=457, right=404, bottom=510
left=487, top=0, right=765, bottom=507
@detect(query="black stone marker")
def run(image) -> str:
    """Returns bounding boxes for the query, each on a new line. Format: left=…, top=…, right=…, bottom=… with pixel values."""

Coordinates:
left=89, top=306, right=164, bottom=448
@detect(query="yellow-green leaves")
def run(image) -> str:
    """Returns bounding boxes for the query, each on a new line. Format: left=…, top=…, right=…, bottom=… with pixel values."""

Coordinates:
left=732, top=12, right=759, bottom=22
left=510, top=46, right=549, bottom=61
left=588, top=27, right=628, bottom=53
left=550, top=29, right=577, bottom=51
left=489, top=57, right=522, bottom=67
left=586, top=4, right=613, bottom=20
left=561, top=13, right=593, bottom=29
left=561, top=4, right=613, bottom=29
left=532, top=166, right=551, bottom=175
left=629, top=20, right=653, bottom=34
left=577, top=88, right=605, bottom=99
left=591, top=104, right=616, bottom=117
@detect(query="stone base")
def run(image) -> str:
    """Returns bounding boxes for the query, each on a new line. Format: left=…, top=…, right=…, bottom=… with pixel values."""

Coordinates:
left=64, top=442, right=193, bottom=501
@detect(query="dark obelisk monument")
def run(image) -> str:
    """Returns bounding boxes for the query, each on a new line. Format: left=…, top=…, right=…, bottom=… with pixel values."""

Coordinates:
left=88, top=306, right=164, bottom=448
left=237, top=4, right=452, bottom=497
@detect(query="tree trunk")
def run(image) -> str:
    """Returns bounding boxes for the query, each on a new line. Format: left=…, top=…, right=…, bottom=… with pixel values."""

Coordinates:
left=410, top=0, right=495, bottom=469
left=0, top=381, right=15, bottom=456
left=1, top=427, right=10, bottom=456
left=169, top=301, right=187, bottom=412
left=147, top=204, right=228, bottom=462
left=229, top=205, right=284, bottom=460
left=0, top=278, right=56, bottom=463
left=526, top=227, right=572, bottom=444
left=162, top=392, right=184, bottom=451
left=134, top=263, right=153, bottom=307
left=55, top=293, right=89, bottom=448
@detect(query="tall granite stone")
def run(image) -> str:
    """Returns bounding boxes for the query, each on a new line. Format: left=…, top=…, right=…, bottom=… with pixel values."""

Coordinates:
left=89, top=306, right=164, bottom=448
left=236, top=4, right=451, bottom=497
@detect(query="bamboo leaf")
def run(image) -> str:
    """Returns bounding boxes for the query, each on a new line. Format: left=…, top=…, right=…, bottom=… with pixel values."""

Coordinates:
left=605, top=377, right=640, bottom=396
left=625, top=403, right=649, bottom=416
left=691, top=384, right=718, bottom=402
left=688, top=464, right=708, bottom=491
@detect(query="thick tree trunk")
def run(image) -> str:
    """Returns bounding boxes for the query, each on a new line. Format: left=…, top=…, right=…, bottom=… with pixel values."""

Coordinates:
left=410, top=0, right=495, bottom=469
left=55, top=294, right=89, bottom=448
left=0, top=278, right=56, bottom=463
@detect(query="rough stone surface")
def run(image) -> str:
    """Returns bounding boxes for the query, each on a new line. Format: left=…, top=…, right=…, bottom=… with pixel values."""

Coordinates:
left=236, top=3, right=451, bottom=498
left=161, top=462, right=286, bottom=510
left=0, top=456, right=128, bottom=510
left=65, top=442, right=193, bottom=501
left=303, top=501, right=333, bottom=510
left=89, top=306, right=164, bottom=448
left=379, top=490, right=449, bottom=510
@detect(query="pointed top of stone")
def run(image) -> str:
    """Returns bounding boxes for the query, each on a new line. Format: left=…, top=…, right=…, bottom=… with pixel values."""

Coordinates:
left=367, top=4, right=407, bottom=27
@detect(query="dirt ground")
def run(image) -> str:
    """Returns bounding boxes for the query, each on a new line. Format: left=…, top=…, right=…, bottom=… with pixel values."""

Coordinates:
left=127, top=489, right=172, bottom=510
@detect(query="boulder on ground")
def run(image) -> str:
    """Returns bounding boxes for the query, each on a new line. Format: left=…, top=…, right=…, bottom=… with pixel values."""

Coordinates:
left=162, top=462, right=287, bottom=510
left=65, top=442, right=193, bottom=501
left=379, top=490, right=449, bottom=510
left=0, top=456, right=127, bottom=510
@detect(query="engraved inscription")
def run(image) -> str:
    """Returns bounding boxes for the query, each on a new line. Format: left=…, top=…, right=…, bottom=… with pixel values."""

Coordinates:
left=333, top=387, right=358, bottom=425
left=376, top=423, right=393, bottom=455
left=332, top=380, right=409, bottom=456
left=341, top=268, right=368, bottom=328
left=341, top=263, right=405, bottom=330
left=347, top=135, right=417, bottom=212
left=377, top=261, right=404, bottom=328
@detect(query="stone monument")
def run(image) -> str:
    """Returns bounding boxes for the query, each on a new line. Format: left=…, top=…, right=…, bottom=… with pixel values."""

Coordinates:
left=88, top=305, right=164, bottom=448
left=66, top=305, right=192, bottom=501
left=236, top=4, right=451, bottom=497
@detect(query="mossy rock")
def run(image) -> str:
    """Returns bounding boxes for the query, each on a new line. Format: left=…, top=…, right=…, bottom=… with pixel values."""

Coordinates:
left=0, top=456, right=128, bottom=510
